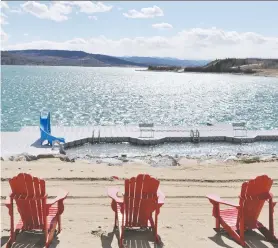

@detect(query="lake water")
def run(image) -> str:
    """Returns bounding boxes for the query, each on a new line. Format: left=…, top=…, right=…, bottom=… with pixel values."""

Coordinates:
left=1, top=65, right=278, bottom=132
left=65, top=142, right=278, bottom=160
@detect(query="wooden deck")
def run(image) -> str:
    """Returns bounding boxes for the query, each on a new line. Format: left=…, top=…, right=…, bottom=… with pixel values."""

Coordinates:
left=1, top=124, right=278, bottom=158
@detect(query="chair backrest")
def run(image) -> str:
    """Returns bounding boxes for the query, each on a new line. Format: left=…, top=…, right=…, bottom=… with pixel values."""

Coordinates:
left=124, top=174, right=159, bottom=227
left=9, top=173, right=47, bottom=229
left=237, top=175, right=273, bottom=229
left=139, top=123, right=154, bottom=128
left=232, top=122, right=246, bottom=128
left=232, top=122, right=247, bottom=132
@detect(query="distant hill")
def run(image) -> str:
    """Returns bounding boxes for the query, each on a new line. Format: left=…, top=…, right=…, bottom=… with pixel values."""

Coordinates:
left=1, top=50, right=146, bottom=67
left=3, top=51, right=277, bottom=76
left=184, top=58, right=278, bottom=73
left=120, top=56, right=210, bottom=67
left=204, top=58, right=278, bottom=70
left=147, top=58, right=278, bottom=76
left=1, top=50, right=211, bottom=68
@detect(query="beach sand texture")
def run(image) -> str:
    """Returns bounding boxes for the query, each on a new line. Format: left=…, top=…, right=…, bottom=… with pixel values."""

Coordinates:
left=1, top=159, right=278, bottom=248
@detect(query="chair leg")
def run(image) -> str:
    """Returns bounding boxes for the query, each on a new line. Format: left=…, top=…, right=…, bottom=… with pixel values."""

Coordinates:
left=154, top=212, right=159, bottom=243
left=149, top=216, right=155, bottom=229
left=10, top=229, right=15, bottom=245
left=258, top=200, right=278, bottom=243
left=119, top=225, right=124, bottom=248
left=5, top=238, right=12, bottom=248
left=9, top=200, right=15, bottom=246
left=114, top=212, right=117, bottom=228
left=240, top=222, right=245, bottom=245
left=44, top=227, right=48, bottom=247
left=7, top=221, right=15, bottom=246
left=215, top=217, right=220, bottom=230
left=46, top=220, right=58, bottom=248
left=214, top=204, right=220, bottom=230
left=269, top=198, right=275, bottom=239
left=154, top=225, right=158, bottom=243
left=58, top=215, right=61, bottom=233
left=219, top=218, right=246, bottom=247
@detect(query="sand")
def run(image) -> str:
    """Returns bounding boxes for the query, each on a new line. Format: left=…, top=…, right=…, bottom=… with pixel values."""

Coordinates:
left=1, top=158, right=278, bottom=248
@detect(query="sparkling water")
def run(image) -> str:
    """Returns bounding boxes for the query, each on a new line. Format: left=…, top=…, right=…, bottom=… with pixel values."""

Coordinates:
left=2, top=65, right=278, bottom=132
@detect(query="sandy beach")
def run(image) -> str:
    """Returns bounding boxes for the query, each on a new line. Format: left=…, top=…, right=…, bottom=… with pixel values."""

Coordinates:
left=1, top=158, right=278, bottom=248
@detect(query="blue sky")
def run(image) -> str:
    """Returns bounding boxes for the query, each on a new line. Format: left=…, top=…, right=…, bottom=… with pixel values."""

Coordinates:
left=1, top=1, right=278, bottom=59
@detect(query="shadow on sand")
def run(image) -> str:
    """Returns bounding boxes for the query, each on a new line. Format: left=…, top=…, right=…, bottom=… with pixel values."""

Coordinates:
left=1, top=231, right=60, bottom=248
left=101, top=228, right=164, bottom=248
left=1, top=236, right=10, bottom=247
left=209, top=229, right=278, bottom=248
left=31, top=139, right=47, bottom=148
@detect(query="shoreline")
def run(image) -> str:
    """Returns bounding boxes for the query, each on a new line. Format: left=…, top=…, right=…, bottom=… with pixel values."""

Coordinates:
left=4, top=64, right=277, bottom=77
left=145, top=68, right=278, bottom=78
left=3, top=152, right=278, bottom=166
left=2, top=157, right=278, bottom=180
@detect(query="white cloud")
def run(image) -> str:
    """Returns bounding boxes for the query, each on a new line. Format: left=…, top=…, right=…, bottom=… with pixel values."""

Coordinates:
left=117, top=7, right=123, bottom=11
left=68, top=1, right=112, bottom=14
left=1, top=6, right=9, bottom=41
left=152, top=22, right=173, bottom=30
left=21, top=1, right=72, bottom=22
left=1, top=29, right=9, bottom=42
left=0, top=8, right=9, bottom=43
left=88, top=15, right=97, bottom=20
left=123, top=5, right=163, bottom=19
left=0, top=1, right=9, bottom=25
left=1, top=2, right=22, bottom=14
left=10, top=9, right=22, bottom=14
left=20, top=1, right=112, bottom=21
left=3, top=28, right=278, bottom=59
left=1, top=13, right=8, bottom=25
left=0, top=1, right=9, bottom=9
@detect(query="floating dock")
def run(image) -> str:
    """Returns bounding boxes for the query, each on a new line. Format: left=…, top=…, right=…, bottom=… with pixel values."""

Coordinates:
left=1, top=124, right=278, bottom=158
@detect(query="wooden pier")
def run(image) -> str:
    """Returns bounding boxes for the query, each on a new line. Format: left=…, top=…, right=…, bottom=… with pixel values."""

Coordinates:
left=1, top=123, right=278, bottom=158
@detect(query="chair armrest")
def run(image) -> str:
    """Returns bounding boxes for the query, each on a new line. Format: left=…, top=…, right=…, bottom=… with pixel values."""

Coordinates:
left=107, top=187, right=123, bottom=203
left=47, top=189, right=68, bottom=206
left=5, top=199, right=12, bottom=209
left=157, top=188, right=165, bottom=204
left=5, top=194, right=13, bottom=216
left=207, top=194, right=239, bottom=208
left=5, top=193, right=11, bottom=206
left=5, top=202, right=13, bottom=216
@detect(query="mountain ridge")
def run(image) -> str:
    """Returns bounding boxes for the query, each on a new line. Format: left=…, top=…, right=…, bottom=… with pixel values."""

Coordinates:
left=119, top=56, right=210, bottom=67
left=1, top=50, right=145, bottom=67
left=1, top=49, right=209, bottom=67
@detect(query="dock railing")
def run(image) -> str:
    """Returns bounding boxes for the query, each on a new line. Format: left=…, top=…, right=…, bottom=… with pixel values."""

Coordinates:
left=190, top=129, right=200, bottom=143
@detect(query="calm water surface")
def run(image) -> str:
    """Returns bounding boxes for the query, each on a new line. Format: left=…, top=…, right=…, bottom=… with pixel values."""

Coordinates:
left=1, top=65, right=278, bottom=132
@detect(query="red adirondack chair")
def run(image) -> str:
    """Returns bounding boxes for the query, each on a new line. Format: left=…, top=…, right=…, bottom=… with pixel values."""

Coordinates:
left=5, top=173, right=68, bottom=248
left=107, top=174, right=165, bottom=247
left=207, top=175, right=277, bottom=246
